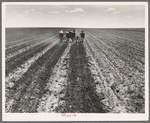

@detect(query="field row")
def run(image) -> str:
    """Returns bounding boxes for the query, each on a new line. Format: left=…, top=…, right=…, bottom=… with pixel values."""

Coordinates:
left=84, top=30, right=145, bottom=113
left=6, top=28, right=58, bottom=43
left=6, top=41, right=68, bottom=112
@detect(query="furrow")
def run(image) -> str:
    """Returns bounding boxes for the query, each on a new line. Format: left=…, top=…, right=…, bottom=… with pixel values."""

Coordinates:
left=84, top=40, right=127, bottom=113
left=5, top=42, right=60, bottom=112
left=6, top=35, right=57, bottom=61
left=5, top=40, right=59, bottom=90
left=6, top=32, right=52, bottom=45
left=6, top=33, right=55, bottom=51
left=37, top=43, right=71, bottom=113
left=85, top=34, right=144, bottom=113
left=6, top=43, right=50, bottom=76
left=6, top=42, right=68, bottom=113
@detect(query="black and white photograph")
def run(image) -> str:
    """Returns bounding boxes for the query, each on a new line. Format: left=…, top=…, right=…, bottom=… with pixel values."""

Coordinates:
left=2, top=2, right=148, bottom=121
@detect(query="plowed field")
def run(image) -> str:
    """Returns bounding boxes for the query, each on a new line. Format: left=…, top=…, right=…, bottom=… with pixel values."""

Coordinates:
left=5, top=28, right=145, bottom=113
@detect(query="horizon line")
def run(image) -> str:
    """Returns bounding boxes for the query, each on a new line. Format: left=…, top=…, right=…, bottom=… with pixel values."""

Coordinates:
left=5, top=27, right=145, bottom=29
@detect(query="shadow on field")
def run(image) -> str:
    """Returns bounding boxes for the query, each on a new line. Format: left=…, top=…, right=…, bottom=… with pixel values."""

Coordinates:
left=56, top=42, right=109, bottom=113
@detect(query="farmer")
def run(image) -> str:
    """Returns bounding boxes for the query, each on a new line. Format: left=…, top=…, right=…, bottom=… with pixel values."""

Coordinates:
left=59, top=30, right=64, bottom=42
left=80, top=30, right=85, bottom=42
left=72, top=30, right=76, bottom=41
left=66, top=29, right=70, bottom=42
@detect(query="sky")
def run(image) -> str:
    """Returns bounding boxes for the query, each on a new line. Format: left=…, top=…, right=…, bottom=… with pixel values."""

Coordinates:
left=5, top=4, right=145, bottom=28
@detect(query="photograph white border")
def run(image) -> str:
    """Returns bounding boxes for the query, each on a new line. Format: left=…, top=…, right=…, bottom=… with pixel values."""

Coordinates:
left=2, top=2, right=149, bottom=121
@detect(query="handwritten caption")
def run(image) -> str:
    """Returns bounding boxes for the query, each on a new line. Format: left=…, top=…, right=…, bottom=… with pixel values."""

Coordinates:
left=61, top=113, right=77, bottom=117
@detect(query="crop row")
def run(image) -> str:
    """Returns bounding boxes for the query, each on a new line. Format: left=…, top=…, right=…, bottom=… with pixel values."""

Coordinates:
left=85, top=31, right=144, bottom=113
left=86, top=32, right=144, bottom=86
left=5, top=39, right=59, bottom=92
left=6, top=33, right=56, bottom=55
left=88, top=30, right=144, bottom=53
left=84, top=40, right=128, bottom=112
left=85, top=38, right=134, bottom=112
left=6, top=28, right=57, bottom=43
left=6, top=32, right=53, bottom=47
left=88, top=29, right=145, bottom=44
left=37, top=43, right=71, bottom=113
left=6, top=35, right=57, bottom=61
left=86, top=31, right=144, bottom=72
left=8, top=42, right=68, bottom=113
left=6, top=43, right=51, bottom=76
left=5, top=42, right=63, bottom=112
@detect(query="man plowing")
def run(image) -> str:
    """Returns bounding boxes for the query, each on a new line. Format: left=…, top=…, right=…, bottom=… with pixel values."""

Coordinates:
left=80, top=31, right=85, bottom=42
left=66, top=29, right=70, bottom=42
left=59, top=30, right=64, bottom=42
left=72, top=30, right=76, bottom=42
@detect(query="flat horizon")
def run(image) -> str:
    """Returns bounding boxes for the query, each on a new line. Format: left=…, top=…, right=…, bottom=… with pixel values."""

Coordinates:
left=5, top=27, right=145, bottom=29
